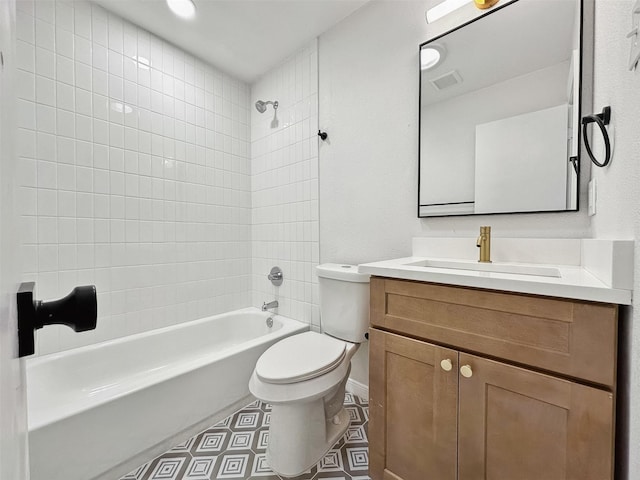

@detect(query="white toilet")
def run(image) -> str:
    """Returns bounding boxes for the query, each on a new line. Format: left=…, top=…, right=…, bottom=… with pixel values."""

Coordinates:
left=249, top=263, right=370, bottom=477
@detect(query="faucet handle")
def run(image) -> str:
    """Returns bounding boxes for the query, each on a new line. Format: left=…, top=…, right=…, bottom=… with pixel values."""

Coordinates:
left=267, top=266, right=283, bottom=286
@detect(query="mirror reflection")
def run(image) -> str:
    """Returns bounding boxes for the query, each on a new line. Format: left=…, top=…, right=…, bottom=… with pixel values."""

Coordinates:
left=419, top=0, right=582, bottom=217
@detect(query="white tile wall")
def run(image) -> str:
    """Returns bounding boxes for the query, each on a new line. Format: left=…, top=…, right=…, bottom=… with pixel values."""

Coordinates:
left=250, top=41, right=320, bottom=329
left=17, top=0, right=252, bottom=355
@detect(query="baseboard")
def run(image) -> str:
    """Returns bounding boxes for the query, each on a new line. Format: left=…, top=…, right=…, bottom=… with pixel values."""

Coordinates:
left=346, top=378, right=369, bottom=400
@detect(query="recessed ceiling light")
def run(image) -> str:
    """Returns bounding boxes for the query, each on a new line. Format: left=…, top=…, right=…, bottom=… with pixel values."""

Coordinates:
left=166, top=0, right=196, bottom=19
left=421, top=44, right=446, bottom=70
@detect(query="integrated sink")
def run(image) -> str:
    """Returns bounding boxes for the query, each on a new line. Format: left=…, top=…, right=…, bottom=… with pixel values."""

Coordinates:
left=404, top=259, right=562, bottom=278
left=358, top=238, right=634, bottom=305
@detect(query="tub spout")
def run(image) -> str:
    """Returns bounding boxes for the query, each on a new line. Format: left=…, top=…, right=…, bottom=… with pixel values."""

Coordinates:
left=262, top=300, right=278, bottom=312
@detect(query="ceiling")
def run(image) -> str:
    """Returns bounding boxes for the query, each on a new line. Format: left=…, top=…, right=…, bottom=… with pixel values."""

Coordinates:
left=421, top=0, right=578, bottom=105
left=91, top=0, right=370, bottom=84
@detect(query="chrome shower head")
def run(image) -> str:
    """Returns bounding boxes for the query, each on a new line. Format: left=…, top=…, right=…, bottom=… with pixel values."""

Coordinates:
left=255, top=100, right=267, bottom=113
left=255, top=100, right=278, bottom=113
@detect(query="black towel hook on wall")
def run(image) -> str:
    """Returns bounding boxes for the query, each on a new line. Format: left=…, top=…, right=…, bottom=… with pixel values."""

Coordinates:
left=581, top=106, right=612, bottom=168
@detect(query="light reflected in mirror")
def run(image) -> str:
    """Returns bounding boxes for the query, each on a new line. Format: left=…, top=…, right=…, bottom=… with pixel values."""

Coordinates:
left=418, top=0, right=582, bottom=217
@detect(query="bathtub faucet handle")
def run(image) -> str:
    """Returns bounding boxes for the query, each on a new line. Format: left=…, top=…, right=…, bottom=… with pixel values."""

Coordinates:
left=262, top=300, right=279, bottom=312
left=267, top=266, right=283, bottom=286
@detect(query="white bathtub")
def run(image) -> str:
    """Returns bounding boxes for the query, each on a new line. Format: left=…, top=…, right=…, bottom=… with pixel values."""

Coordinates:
left=26, top=307, right=307, bottom=480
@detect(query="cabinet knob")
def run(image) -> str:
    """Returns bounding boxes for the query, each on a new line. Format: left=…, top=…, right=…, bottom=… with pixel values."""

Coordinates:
left=460, top=365, right=473, bottom=378
left=440, top=359, right=453, bottom=371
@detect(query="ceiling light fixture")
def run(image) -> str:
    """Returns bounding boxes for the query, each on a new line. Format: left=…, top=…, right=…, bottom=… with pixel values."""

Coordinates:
left=426, top=0, right=500, bottom=23
left=421, top=44, right=446, bottom=70
left=426, top=0, right=470, bottom=23
left=166, top=0, right=196, bottom=19
left=474, top=0, right=500, bottom=10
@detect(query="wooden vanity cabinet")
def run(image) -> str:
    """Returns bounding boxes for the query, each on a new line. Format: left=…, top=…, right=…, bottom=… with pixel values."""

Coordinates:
left=369, top=329, right=458, bottom=480
left=368, top=277, right=618, bottom=480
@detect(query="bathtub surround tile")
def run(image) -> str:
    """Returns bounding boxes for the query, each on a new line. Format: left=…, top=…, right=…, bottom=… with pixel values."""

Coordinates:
left=250, top=41, right=319, bottom=328
left=18, top=0, right=252, bottom=355
left=120, top=394, right=370, bottom=480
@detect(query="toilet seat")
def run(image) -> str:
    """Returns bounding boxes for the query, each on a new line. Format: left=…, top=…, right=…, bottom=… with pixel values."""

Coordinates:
left=256, top=332, right=346, bottom=384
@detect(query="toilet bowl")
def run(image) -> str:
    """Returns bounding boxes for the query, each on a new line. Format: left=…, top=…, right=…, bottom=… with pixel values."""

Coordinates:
left=248, top=264, right=370, bottom=478
left=249, top=332, right=359, bottom=476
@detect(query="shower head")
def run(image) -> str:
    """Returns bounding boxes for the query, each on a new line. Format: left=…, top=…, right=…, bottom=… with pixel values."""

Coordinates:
left=255, top=100, right=278, bottom=113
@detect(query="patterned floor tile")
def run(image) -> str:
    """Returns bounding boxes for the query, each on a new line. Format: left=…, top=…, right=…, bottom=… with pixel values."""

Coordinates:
left=145, top=454, right=189, bottom=480
left=252, top=428, right=269, bottom=452
left=229, top=431, right=255, bottom=450
left=214, top=451, right=252, bottom=479
left=317, top=449, right=344, bottom=473
left=342, top=447, right=369, bottom=475
left=344, top=425, right=367, bottom=445
left=285, top=467, right=316, bottom=480
left=170, top=437, right=197, bottom=453
left=183, top=456, right=217, bottom=480
left=311, top=475, right=352, bottom=480
left=232, top=410, right=263, bottom=430
left=121, top=463, right=150, bottom=480
left=121, top=394, right=370, bottom=480
left=193, top=429, right=230, bottom=456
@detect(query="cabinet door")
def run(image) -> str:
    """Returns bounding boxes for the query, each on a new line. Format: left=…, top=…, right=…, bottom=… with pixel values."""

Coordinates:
left=369, top=329, right=458, bottom=480
left=458, top=353, right=614, bottom=480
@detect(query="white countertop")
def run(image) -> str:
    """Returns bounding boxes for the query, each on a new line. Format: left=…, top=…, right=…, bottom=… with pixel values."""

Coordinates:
left=359, top=255, right=633, bottom=305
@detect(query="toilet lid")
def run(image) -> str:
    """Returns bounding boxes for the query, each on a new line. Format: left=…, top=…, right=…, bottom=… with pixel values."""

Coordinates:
left=256, top=331, right=347, bottom=384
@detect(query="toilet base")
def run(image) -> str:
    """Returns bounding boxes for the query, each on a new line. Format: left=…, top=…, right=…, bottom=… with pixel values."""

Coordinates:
left=267, top=405, right=350, bottom=478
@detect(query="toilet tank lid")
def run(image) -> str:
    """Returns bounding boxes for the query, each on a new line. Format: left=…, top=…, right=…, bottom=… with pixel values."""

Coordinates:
left=316, top=264, right=370, bottom=283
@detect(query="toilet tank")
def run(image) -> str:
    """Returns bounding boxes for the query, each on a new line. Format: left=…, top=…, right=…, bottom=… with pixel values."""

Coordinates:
left=316, top=264, right=370, bottom=343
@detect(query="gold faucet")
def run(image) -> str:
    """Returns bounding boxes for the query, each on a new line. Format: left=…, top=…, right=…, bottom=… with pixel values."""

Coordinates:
left=476, top=226, right=492, bottom=263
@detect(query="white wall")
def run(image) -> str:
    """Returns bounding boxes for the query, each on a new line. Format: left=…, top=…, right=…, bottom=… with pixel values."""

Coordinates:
left=318, top=0, right=591, bottom=387
left=320, top=0, right=640, bottom=475
left=250, top=41, right=320, bottom=328
left=0, top=0, right=29, bottom=478
left=319, top=0, right=591, bottom=271
left=16, top=0, right=252, bottom=355
left=589, top=2, right=640, bottom=479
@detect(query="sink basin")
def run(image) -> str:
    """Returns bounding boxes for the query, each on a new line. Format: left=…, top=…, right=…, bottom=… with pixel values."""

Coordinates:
left=404, top=259, right=561, bottom=278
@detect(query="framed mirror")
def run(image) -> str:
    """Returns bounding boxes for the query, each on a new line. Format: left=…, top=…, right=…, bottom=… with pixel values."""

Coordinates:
left=418, top=0, right=587, bottom=217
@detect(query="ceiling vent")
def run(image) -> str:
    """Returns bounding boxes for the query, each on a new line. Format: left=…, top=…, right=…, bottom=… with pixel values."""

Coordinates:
left=430, top=70, right=463, bottom=90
